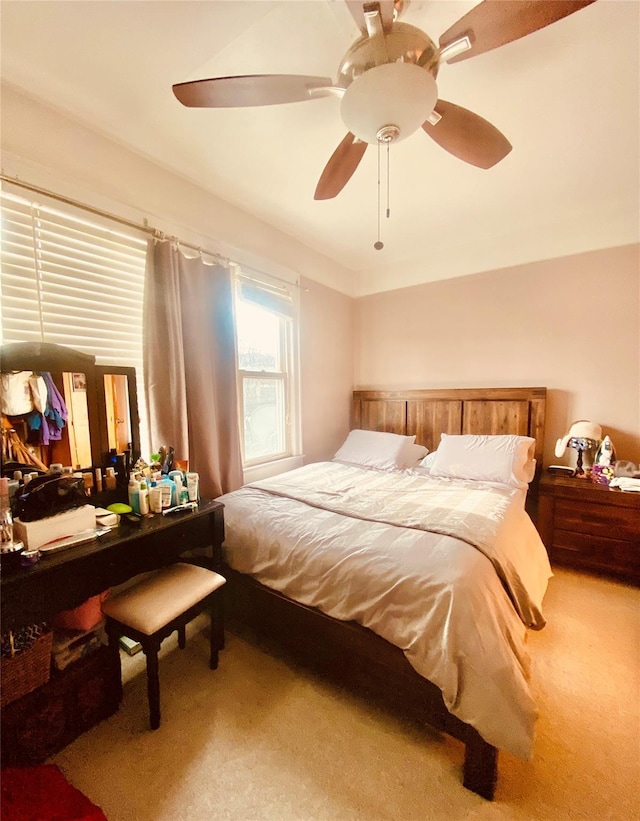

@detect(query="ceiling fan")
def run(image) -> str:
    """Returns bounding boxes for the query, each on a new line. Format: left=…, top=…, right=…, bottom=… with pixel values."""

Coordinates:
left=173, top=0, right=597, bottom=201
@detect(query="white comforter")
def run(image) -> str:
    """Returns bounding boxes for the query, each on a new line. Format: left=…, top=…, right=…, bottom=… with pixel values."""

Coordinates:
left=218, top=461, right=552, bottom=759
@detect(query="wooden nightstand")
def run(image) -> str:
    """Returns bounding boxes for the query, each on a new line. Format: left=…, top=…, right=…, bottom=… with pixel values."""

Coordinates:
left=537, top=473, right=640, bottom=584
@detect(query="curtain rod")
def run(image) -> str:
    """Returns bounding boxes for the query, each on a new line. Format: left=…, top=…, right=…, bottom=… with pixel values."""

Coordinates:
left=0, top=173, right=306, bottom=291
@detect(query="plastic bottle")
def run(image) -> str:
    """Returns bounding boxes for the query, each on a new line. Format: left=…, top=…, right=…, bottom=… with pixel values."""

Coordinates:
left=127, top=479, right=140, bottom=515
left=156, top=476, right=175, bottom=510
left=105, top=467, right=117, bottom=490
left=186, top=472, right=199, bottom=502
left=176, top=476, right=189, bottom=505
left=173, top=475, right=186, bottom=506
left=149, top=481, right=163, bottom=514
left=138, top=480, right=149, bottom=515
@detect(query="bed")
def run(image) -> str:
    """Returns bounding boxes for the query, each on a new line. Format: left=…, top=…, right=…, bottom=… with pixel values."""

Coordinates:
left=218, top=387, right=550, bottom=799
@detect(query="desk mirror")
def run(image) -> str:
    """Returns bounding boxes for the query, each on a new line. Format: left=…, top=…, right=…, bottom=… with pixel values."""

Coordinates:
left=0, top=341, right=140, bottom=473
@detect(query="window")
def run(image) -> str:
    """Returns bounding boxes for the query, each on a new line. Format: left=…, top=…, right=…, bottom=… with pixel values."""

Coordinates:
left=233, top=269, right=300, bottom=466
left=0, top=189, right=149, bottom=453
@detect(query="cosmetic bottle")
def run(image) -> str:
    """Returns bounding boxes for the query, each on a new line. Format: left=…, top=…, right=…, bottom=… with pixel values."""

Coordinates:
left=149, top=481, right=163, bottom=514
left=186, top=473, right=199, bottom=502
left=105, top=467, right=117, bottom=491
left=156, top=476, right=175, bottom=510
left=95, top=467, right=103, bottom=493
left=173, top=475, right=186, bottom=506
left=127, top=479, right=140, bottom=515
left=138, top=480, right=149, bottom=515
left=176, top=476, right=189, bottom=505
left=83, top=472, right=94, bottom=497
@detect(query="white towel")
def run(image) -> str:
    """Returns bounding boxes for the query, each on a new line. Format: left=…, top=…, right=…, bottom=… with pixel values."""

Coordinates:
left=609, top=477, right=640, bottom=492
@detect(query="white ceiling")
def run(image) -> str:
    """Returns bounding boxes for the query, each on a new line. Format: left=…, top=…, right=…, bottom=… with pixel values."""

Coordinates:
left=1, top=0, right=639, bottom=292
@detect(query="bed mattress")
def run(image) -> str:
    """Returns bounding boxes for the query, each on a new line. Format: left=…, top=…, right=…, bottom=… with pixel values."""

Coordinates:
left=219, top=461, right=552, bottom=759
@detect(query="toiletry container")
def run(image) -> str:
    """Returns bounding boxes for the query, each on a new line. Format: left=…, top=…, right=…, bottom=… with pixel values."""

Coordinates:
left=127, top=479, right=140, bottom=515
left=138, top=480, right=149, bottom=515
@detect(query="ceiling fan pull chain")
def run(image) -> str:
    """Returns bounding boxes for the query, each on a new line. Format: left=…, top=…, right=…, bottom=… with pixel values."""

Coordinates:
left=386, top=141, right=391, bottom=219
left=374, top=141, right=384, bottom=250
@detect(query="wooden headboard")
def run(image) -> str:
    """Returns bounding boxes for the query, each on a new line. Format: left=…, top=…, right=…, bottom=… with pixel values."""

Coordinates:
left=352, top=387, right=547, bottom=467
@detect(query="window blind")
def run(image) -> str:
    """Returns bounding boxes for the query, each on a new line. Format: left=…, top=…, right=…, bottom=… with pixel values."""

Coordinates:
left=0, top=191, right=146, bottom=369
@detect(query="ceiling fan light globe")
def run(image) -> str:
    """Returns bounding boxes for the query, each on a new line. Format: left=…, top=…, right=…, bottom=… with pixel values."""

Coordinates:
left=340, top=63, right=438, bottom=145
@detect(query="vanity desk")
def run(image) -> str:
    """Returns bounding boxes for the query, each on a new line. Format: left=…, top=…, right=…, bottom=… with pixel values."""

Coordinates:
left=1, top=340, right=226, bottom=761
left=1, top=501, right=224, bottom=764
left=1, top=500, right=225, bottom=631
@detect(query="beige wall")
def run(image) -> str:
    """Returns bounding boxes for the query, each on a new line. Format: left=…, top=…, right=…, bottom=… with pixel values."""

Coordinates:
left=300, top=277, right=354, bottom=463
left=355, top=245, right=640, bottom=466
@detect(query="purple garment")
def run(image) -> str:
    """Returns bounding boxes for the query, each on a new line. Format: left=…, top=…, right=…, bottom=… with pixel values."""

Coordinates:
left=41, top=372, right=68, bottom=442
left=25, top=372, right=69, bottom=445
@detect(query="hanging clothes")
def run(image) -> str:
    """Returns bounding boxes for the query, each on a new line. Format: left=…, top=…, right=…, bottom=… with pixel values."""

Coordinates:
left=23, top=372, right=68, bottom=446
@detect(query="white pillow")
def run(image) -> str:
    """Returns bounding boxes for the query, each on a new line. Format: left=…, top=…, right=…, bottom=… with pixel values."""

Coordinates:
left=333, top=430, right=417, bottom=471
left=418, top=451, right=437, bottom=470
left=404, top=442, right=429, bottom=467
left=429, top=434, right=537, bottom=488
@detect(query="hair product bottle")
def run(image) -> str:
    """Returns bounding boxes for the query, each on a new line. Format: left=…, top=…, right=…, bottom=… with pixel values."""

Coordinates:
left=127, top=479, right=140, bottom=515
left=138, top=480, right=149, bottom=515
left=149, top=481, right=163, bottom=514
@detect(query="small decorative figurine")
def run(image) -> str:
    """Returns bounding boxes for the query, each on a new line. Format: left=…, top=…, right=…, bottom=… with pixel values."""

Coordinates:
left=592, top=435, right=616, bottom=485
left=594, top=435, right=616, bottom=466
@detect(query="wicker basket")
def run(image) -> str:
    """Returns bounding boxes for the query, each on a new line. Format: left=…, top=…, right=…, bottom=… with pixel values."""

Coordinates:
left=1, top=631, right=53, bottom=708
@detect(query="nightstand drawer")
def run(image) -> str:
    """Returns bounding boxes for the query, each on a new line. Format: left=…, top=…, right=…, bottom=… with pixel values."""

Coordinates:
left=554, top=498, right=640, bottom=541
left=553, top=529, right=640, bottom=578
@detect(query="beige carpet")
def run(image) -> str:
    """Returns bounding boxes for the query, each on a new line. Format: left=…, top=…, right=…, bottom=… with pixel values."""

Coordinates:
left=53, top=568, right=639, bottom=821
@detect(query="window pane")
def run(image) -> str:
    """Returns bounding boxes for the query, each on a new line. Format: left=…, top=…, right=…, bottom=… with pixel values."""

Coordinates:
left=243, top=377, right=285, bottom=461
left=236, top=298, right=280, bottom=372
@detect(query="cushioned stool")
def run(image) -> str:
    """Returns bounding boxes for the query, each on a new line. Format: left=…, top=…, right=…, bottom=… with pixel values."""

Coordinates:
left=102, top=562, right=226, bottom=729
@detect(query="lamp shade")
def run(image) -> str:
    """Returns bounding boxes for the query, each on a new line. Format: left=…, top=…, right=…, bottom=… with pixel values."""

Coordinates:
left=340, top=62, right=438, bottom=145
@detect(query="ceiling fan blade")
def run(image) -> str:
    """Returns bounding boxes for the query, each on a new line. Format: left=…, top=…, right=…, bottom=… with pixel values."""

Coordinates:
left=345, top=1, right=396, bottom=35
left=422, top=100, right=512, bottom=169
left=439, top=0, right=597, bottom=64
left=314, top=133, right=367, bottom=200
left=173, top=74, right=334, bottom=108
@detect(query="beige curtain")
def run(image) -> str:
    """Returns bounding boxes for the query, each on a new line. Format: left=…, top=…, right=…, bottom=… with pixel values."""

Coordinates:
left=143, top=239, right=243, bottom=498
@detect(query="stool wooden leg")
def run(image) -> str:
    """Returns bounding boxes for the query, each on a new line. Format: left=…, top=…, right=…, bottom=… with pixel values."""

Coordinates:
left=178, top=625, right=186, bottom=649
left=142, top=638, right=162, bottom=730
left=106, top=619, right=120, bottom=654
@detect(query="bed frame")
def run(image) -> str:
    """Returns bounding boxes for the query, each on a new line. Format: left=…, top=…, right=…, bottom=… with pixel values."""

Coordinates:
left=224, top=386, right=547, bottom=800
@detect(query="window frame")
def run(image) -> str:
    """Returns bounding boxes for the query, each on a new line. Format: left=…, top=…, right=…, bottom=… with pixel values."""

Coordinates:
left=233, top=265, right=301, bottom=470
